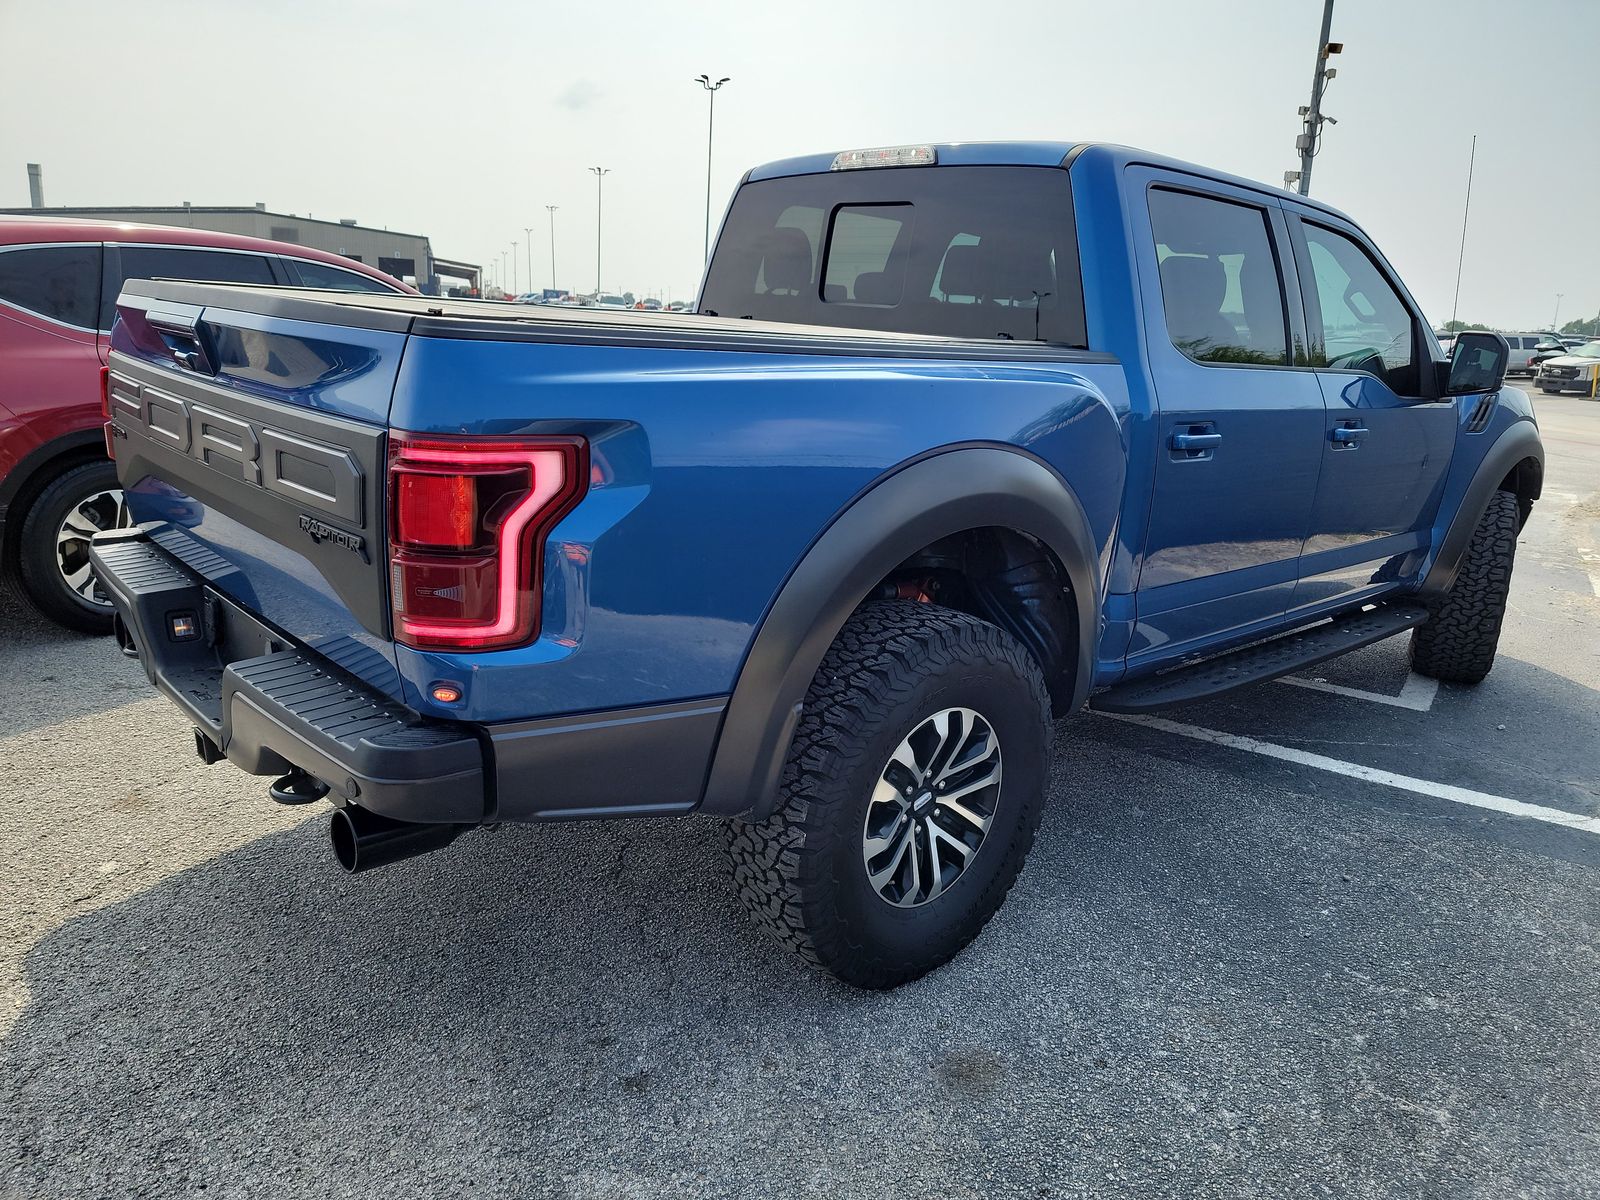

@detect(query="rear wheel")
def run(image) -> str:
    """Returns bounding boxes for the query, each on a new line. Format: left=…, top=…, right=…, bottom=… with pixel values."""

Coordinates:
left=726, top=600, right=1052, bottom=989
left=17, top=460, right=129, bottom=634
left=1409, top=489, right=1519, bottom=685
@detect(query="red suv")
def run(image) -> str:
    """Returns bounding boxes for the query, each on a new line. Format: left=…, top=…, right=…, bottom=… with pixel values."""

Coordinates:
left=0, top=216, right=414, bottom=632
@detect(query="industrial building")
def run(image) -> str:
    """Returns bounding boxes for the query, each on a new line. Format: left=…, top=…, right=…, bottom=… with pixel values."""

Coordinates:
left=5, top=168, right=477, bottom=294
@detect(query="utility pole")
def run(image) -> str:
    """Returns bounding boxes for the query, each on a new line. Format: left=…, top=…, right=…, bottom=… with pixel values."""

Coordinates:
left=511, top=241, right=518, bottom=294
left=1450, top=135, right=1477, bottom=329
left=589, top=167, right=610, bottom=294
left=524, top=227, right=535, bottom=296
left=1553, top=293, right=1564, bottom=329
left=694, top=75, right=730, bottom=265
left=1294, top=0, right=1341, bottom=197
left=546, top=206, right=559, bottom=292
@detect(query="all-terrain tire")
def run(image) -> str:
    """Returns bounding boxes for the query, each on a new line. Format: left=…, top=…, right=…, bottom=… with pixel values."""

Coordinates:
left=17, top=460, right=123, bottom=635
left=726, top=599, right=1053, bottom=989
left=1409, top=489, right=1519, bottom=685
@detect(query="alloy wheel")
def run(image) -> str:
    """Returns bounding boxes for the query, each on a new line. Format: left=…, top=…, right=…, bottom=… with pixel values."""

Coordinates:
left=55, top=488, right=127, bottom=607
left=862, top=706, right=1003, bottom=907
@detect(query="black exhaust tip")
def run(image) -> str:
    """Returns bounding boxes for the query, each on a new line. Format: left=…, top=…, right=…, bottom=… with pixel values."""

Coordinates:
left=330, top=805, right=464, bottom=874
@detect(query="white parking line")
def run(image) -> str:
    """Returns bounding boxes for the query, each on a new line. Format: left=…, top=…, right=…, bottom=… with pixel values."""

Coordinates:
left=1101, top=712, right=1600, bottom=837
left=1276, top=672, right=1440, bottom=712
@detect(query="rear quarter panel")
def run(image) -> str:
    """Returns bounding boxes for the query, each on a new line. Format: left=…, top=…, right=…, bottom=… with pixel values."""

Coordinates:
left=391, top=336, right=1129, bottom=722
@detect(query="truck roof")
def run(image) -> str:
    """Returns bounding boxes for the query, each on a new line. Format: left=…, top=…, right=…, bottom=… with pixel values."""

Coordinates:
left=744, top=140, right=1357, bottom=226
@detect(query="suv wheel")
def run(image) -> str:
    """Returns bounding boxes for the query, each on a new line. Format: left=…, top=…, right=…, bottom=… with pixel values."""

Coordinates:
left=1409, top=489, right=1519, bottom=685
left=17, top=460, right=130, bottom=634
left=726, top=600, right=1052, bottom=989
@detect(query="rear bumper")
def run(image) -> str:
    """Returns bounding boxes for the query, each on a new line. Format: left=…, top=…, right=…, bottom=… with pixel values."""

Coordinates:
left=87, top=529, right=728, bottom=825
left=88, top=530, right=485, bottom=823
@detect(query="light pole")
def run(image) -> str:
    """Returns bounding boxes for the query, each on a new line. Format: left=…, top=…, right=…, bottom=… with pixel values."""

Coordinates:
left=694, top=75, right=731, bottom=265
left=511, top=241, right=518, bottom=295
left=589, top=167, right=610, bottom=294
left=524, top=227, right=535, bottom=296
left=501, top=250, right=509, bottom=292
left=546, top=206, right=559, bottom=292
left=1553, top=293, right=1564, bottom=329
left=1294, top=0, right=1340, bottom=197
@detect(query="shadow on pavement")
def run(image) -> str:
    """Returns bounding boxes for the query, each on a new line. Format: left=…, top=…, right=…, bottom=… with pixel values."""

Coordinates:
left=4, top=726, right=1597, bottom=1198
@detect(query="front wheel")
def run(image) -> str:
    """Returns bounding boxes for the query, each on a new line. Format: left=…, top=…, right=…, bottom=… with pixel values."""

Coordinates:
left=17, top=460, right=129, bottom=634
left=726, top=600, right=1052, bottom=989
left=1409, top=489, right=1519, bottom=685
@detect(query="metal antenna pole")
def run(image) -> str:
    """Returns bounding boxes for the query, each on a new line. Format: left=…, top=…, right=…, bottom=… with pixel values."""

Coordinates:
left=1450, top=134, right=1476, bottom=329
left=546, top=206, right=558, bottom=292
left=695, top=76, right=730, bottom=265
left=589, top=167, right=610, bottom=294
left=1298, top=0, right=1338, bottom=197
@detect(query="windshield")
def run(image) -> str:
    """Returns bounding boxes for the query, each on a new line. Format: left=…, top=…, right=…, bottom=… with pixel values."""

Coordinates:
left=1573, top=342, right=1600, bottom=359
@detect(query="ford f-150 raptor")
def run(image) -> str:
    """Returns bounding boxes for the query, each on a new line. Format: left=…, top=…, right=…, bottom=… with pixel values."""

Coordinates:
left=87, top=141, right=1541, bottom=988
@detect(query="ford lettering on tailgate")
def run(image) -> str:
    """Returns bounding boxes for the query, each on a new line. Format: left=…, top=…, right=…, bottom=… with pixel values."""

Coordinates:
left=107, top=370, right=364, bottom=525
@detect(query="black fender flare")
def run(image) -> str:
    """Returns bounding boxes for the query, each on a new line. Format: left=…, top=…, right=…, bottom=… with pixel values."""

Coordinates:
left=1419, top=420, right=1543, bottom=597
left=699, top=445, right=1102, bottom=820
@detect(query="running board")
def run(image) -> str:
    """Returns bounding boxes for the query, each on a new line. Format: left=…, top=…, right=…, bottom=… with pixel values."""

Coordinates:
left=1089, top=603, right=1430, bottom=714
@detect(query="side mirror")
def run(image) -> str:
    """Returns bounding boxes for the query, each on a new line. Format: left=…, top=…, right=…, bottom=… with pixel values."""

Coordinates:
left=1441, top=331, right=1509, bottom=395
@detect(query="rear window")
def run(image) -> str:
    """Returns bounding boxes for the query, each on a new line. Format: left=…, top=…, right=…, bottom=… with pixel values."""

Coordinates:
left=700, top=165, right=1086, bottom=346
left=0, top=244, right=102, bottom=329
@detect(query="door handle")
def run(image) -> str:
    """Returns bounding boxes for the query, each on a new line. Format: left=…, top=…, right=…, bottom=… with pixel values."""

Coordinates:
left=1170, top=432, right=1222, bottom=452
left=1330, top=425, right=1369, bottom=445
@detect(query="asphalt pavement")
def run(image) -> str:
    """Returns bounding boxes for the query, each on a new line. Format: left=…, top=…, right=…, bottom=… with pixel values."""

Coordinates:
left=1, top=395, right=1597, bottom=1200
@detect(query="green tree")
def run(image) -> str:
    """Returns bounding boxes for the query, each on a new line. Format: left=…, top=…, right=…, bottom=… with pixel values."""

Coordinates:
left=1560, top=315, right=1600, bottom=337
left=1441, top=319, right=1495, bottom=333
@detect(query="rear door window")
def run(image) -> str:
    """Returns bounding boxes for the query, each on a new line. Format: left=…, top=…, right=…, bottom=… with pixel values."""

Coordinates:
left=0, top=244, right=102, bottom=329
left=1146, top=188, right=1290, bottom=366
left=700, top=165, right=1086, bottom=346
left=104, top=245, right=277, bottom=329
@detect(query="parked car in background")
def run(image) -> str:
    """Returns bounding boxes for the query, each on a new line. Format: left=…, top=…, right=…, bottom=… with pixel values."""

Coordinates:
left=1535, top=340, right=1600, bottom=394
left=1500, top=333, right=1560, bottom=376
left=0, top=215, right=414, bottom=632
left=1527, top=338, right=1571, bottom=376
left=592, top=293, right=631, bottom=309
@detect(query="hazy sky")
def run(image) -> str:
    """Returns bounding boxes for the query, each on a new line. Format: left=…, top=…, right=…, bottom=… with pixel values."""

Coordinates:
left=2, top=0, right=1595, bottom=326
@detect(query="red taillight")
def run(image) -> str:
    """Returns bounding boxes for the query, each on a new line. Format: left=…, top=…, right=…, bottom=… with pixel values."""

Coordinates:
left=387, top=433, right=586, bottom=651
left=396, top=471, right=479, bottom=548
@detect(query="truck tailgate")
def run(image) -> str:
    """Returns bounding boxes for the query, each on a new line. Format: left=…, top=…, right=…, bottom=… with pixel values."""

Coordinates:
left=106, top=284, right=409, bottom=697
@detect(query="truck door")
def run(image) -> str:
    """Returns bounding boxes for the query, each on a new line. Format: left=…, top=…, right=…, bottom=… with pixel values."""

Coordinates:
left=1128, top=172, right=1325, bottom=666
left=1282, top=214, right=1455, bottom=614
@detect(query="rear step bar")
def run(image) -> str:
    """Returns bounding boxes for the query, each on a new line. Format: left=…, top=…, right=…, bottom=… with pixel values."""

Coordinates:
left=1089, top=602, right=1430, bottom=714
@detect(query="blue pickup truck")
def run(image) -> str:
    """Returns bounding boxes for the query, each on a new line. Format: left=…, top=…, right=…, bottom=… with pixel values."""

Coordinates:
left=89, top=142, right=1541, bottom=988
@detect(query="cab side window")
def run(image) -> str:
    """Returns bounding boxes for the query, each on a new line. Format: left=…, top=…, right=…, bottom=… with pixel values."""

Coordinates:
left=1148, top=188, right=1290, bottom=366
left=0, top=245, right=102, bottom=329
left=1300, top=223, right=1420, bottom=396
